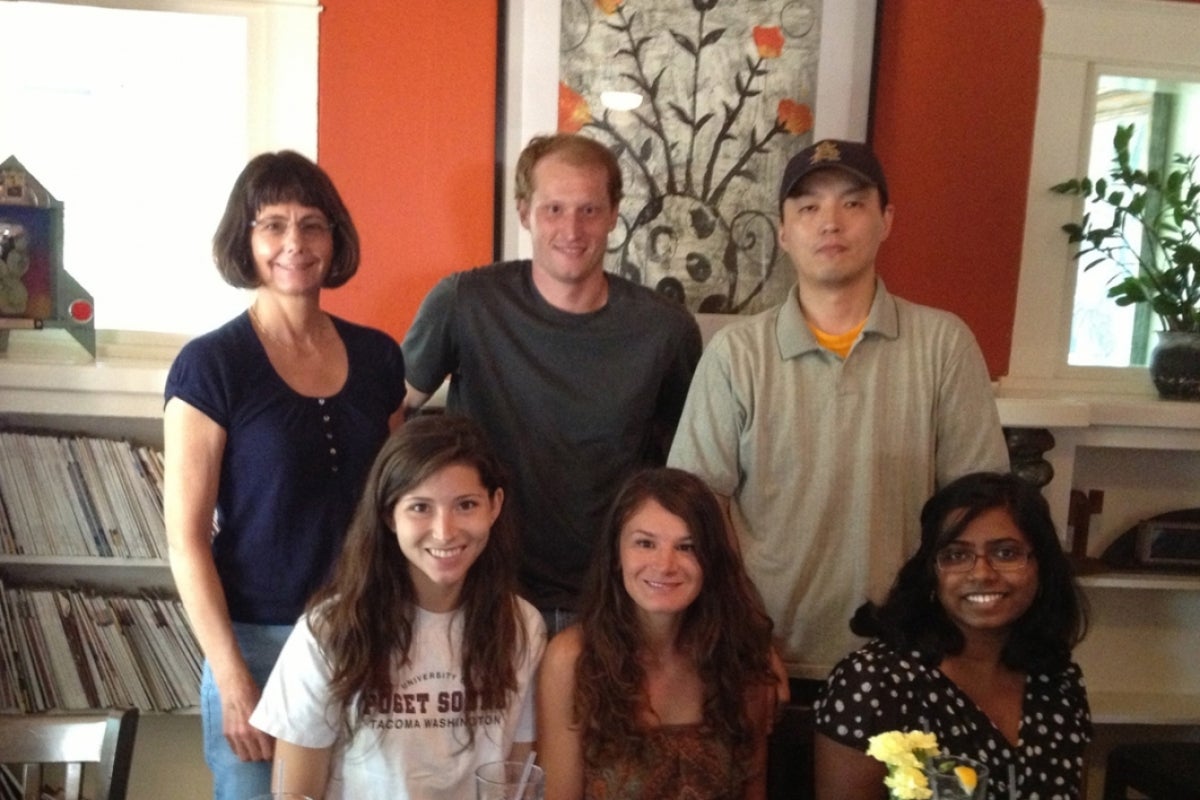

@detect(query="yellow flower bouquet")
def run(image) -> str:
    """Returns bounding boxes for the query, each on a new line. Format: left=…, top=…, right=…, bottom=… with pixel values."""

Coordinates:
left=866, top=731, right=986, bottom=800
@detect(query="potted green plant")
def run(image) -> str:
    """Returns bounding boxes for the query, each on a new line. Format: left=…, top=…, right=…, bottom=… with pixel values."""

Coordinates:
left=1051, top=123, right=1200, bottom=399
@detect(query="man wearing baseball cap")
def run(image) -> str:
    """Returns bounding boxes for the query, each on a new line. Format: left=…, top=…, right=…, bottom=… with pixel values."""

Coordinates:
left=669, top=138, right=1008, bottom=684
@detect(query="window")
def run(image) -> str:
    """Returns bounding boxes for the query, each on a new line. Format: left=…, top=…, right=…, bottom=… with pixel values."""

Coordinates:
left=0, top=0, right=318, bottom=339
left=1005, top=0, right=1200, bottom=395
left=1069, top=75, right=1200, bottom=368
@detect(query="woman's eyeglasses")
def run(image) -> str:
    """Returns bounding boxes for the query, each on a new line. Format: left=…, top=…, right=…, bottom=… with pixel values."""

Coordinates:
left=935, top=542, right=1033, bottom=573
left=250, top=216, right=334, bottom=239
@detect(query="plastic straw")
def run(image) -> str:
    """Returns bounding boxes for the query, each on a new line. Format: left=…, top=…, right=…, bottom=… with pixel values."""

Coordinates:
left=515, top=751, right=537, bottom=799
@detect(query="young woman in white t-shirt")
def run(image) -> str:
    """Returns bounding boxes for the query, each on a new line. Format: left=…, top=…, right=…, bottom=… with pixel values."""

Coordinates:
left=251, top=414, right=546, bottom=800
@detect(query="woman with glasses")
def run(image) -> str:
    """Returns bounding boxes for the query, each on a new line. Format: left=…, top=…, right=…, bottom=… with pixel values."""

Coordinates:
left=812, top=471, right=1091, bottom=800
left=164, top=151, right=405, bottom=800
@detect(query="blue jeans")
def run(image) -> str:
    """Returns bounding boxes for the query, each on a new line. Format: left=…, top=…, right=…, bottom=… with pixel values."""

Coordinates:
left=201, top=622, right=293, bottom=800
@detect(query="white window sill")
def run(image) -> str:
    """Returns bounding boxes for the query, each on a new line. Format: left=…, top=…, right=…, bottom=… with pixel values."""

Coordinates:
left=0, top=329, right=182, bottom=420
left=995, top=384, right=1200, bottom=432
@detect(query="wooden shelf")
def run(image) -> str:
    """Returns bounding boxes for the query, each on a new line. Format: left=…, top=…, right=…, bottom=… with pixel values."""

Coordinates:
left=1072, top=558, right=1200, bottom=591
left=1078, top=571, right=1200, bottom=591
left=995, top=392, right=1200, bottom=433
left=0, top=359, right=168, bottom=421
left=1090, top=691, right=1200, bottom=726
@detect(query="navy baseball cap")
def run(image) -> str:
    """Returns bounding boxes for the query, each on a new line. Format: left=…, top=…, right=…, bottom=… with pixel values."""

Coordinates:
left=778, top=139, right=889, bottom=209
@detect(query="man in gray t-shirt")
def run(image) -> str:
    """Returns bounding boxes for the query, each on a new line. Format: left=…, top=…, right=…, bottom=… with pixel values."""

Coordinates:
left=402, top=134, right=701, bottom=629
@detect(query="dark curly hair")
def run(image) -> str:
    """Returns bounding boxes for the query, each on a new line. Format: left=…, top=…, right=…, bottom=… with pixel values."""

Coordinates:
left=851, top=471, right=1088, bottom=672
left=212, top=150, right=360, bottom=289
left=305, top=414, right=529, bottom=749
left=574, top=467, right=774, bottom=783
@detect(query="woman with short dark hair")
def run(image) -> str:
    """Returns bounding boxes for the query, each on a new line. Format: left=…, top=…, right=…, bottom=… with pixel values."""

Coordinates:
left=211, top=150, right=360, bottom=289
left=164, top=151, right=405, bottom=800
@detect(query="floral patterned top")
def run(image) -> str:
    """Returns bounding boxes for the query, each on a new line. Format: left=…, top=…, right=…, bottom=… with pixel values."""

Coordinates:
left=814, top=639, right=1092, bottom=800
left=584, top=724, right=744, bottom=799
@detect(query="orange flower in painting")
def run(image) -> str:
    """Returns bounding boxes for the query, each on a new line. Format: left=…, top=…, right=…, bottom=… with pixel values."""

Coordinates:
left=559, top=82, right=592, bottom=133
left=753, top=26, right=784, bottom=59
left=777, top=99, right=813, bottom=134
left=595, top=0, right=623, bottom=14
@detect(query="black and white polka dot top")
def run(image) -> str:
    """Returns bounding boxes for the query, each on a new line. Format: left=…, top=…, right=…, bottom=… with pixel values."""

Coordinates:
left=813, top=639, right=1092, bottom=799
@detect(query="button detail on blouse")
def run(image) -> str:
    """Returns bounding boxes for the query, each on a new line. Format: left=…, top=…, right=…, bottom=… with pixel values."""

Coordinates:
left=316, top=398, right=339, bottom=474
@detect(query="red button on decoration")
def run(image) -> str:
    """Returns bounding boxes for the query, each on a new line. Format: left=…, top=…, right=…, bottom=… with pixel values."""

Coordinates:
left=69, top=299, right=94, bottom=323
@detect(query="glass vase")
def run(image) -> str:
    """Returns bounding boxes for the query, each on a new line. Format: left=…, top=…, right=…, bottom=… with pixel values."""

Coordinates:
left=926, top=754, right=988, bottom=800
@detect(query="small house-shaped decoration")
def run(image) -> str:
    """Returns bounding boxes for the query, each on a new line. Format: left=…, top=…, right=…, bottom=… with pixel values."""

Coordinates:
left=0, top=155, right=95, bottom=358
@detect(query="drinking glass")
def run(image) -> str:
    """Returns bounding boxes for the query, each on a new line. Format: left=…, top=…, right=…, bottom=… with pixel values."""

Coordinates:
left=926, top=754, right=988, bottom=800
left=475, top=760, right=545, bottom=800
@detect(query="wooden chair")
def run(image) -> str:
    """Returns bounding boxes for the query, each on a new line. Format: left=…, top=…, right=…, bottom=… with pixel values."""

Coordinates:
left=0, top=708, right=138, bottom=800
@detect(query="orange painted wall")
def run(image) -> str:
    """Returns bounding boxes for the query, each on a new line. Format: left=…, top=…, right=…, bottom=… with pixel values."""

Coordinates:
left=312, top=1, right=1056, bottom=378
left=869, top=0, right=1043, bottom=378
left=318, top=0, right=499, bottom=345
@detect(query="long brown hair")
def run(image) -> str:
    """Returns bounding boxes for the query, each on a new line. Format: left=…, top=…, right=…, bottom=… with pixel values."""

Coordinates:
left=306, top=414, right=528, bottom=747
left=574, top=467, right=774, bottom=776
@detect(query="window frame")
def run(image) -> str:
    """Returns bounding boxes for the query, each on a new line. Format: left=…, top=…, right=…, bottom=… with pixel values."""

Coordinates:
left=1004, top=0, right=1200, bottom=396
left=38, top=0, right=321, bottom=157
left=2, top=0, right=320, bottom=358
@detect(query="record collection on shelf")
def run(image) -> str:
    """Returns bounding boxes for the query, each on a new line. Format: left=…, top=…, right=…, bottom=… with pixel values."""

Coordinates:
left=0, top=583, right=200, bottom=712
left=0, top=430, right=166, bottom=559
left=0, top=429, right=201, bottom=713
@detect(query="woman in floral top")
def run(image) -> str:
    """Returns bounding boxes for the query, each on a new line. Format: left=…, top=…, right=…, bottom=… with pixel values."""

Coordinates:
left=537, top=468, right=776, bottom=800
left=813, top=472, right=1091, bottom=800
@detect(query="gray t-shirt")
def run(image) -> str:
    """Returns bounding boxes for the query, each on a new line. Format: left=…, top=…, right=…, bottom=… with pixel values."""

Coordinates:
left=403, top=261, right=702, bottom=609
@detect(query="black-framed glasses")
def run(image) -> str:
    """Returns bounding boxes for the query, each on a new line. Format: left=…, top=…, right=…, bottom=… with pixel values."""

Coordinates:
left=935, top=542, right=1034, bottom=573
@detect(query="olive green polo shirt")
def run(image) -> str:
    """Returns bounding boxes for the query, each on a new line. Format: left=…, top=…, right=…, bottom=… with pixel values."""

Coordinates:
left=668, top=280, right=1009, bottom=678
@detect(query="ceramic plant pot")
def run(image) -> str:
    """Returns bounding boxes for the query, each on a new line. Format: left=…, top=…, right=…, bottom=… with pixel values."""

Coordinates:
left=1150, top=331, right=1200, bottom=400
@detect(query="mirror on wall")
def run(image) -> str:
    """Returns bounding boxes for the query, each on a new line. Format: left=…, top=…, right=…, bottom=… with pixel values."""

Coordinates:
left=1068, top=73, right=1200, bottom=368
